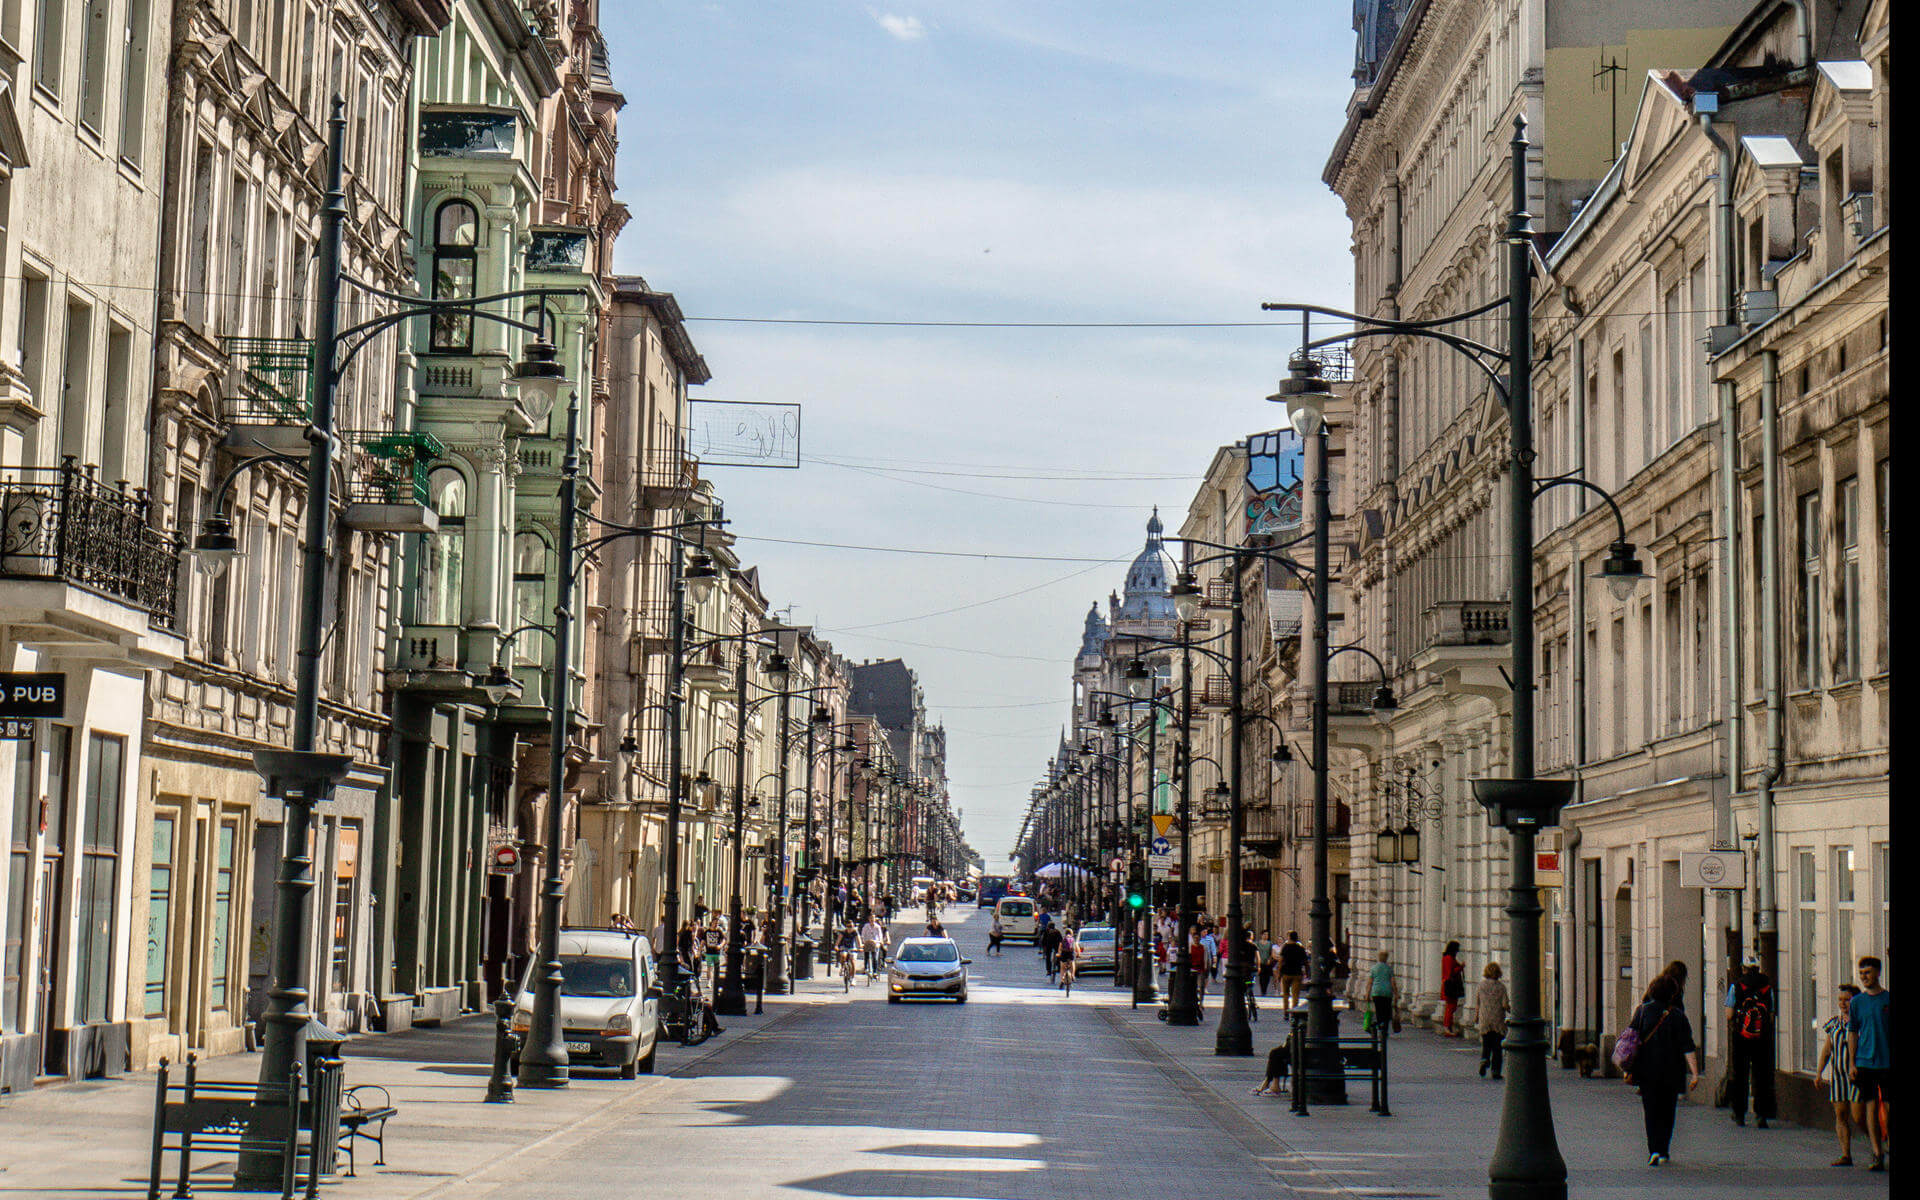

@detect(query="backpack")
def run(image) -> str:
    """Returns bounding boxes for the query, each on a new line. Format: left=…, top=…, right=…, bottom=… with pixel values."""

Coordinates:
left=1733, top=993, right=1769, bottom=1040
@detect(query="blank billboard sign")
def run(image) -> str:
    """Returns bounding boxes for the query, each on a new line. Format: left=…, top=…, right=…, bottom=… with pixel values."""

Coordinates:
left=687, top=400, right=801, bottom=468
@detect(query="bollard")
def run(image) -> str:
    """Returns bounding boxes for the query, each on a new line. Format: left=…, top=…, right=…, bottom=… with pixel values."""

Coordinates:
left=483, top=997, right=518, bottom=1103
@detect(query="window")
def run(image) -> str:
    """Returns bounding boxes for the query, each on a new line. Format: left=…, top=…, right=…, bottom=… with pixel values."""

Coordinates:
left=208, top=821, right=235, bottom=1010
left=1610, top=348, right=1626, bottom=490
left=1796, top=848, right=1818, bottom=1070
left=1832, top=847, right=1856, bottom=1010
left=1664, top=584, right=1683, bottom=731
left=429, top=201, right=477, bottom=350
left=1611, top=616, right=1627, bottom=756
left=1798, top=491, right=1822, bottom=688
left=1640, top=321, right=1655, bottom=464
left=102, top=324, right=131, bottom=484
left=330, top=823, right=358, bottom=994
left=33, top=0, right=63, bottom=94
left=513, top=532, right=548, bottom=664
left=78, top=0, right=109, bottom=131
left=1838, top=476, right=1860, bottom=681
left=4, top=742, right=34, bottom=1033
left=1693, top=581, right=1712, bottom=723
left=1873, top=843, right=1889, bottom=982
left=144, top=815, right=173, bottom=1018
left=420, top=469, right=465, bottom=625
left=1878, top=458, right=1889, bottom=666
left=74, top=733, right=124, bottom=1025
left=117, top=0, right=149, bottom=163
left=1690, top=261, right=1712, bottom=427
left=58, top=299, right=93, bottom=465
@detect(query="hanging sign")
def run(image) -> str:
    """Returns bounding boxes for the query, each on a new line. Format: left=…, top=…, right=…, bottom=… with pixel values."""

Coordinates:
left=1680, top=850, right=1746, bottom=889
left=0, top=673, right=64, bottom=719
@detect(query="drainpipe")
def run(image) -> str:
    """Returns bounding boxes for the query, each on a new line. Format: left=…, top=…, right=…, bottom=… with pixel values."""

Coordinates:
left=1699, top=104, right=1743, bottom=850
left=1756, top=351, right=1783, bottom=983
left=1567, top=335, right=1588, bottom=1040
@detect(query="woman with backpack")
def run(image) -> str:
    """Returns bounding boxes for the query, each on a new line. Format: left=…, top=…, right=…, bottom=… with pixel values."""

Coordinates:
left=1623, top=973, right=1700, bottom=1166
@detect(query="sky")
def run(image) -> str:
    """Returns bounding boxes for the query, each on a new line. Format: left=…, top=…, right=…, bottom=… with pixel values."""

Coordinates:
left=603, top=2, right=1358, bottom=872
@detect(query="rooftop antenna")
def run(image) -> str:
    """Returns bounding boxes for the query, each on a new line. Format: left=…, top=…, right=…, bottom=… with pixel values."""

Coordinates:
left=1594, top=49, right=1627, bottom=165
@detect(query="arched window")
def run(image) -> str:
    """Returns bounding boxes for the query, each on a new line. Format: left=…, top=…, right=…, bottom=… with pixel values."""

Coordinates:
left=429, top=200, right=478, bottom=351
left=513, top=531, right=548, bottom=664
left=420, top=468, right=466, bottom=625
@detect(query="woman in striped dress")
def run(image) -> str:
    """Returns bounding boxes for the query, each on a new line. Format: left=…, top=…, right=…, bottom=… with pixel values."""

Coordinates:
left=1815, top=984, right=1864, bottom=1166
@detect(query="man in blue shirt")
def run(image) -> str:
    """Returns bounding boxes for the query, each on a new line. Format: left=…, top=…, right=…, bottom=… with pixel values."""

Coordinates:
left=1847, top=955, right=1891, bottom=1172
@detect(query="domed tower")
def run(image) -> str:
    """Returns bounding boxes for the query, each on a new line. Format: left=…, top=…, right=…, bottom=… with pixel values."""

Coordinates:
left=1116, top=508, right=1176, bottom=622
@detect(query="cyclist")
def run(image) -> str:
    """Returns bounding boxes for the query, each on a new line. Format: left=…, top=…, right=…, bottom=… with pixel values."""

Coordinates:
left=1058, top=927, right=1079, bottom=994
left=837, top=922, right=860, bottom=991
left=860, top=912, right=885, bottom=977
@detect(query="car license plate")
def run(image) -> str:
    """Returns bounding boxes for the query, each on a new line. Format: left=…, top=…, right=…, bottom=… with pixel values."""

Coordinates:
left=566, top=1041, right=592, bottom=1053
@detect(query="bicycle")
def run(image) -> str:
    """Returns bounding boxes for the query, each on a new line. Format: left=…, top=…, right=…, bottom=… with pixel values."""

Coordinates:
left=839, top=948, right=858, bottom=991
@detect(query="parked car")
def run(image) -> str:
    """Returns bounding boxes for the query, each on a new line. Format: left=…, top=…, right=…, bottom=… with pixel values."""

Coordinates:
left=1073, top=924, right=1118, bottom=973
left=886, top=937, right=970, bottom=1003
left=511, top=928, right=660, bottom=1078
left=993, top=896, right=1038, bottom=941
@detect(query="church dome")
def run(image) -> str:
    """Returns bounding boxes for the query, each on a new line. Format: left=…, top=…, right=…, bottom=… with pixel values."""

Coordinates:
left=1117, top=509, right=1175, bottom=621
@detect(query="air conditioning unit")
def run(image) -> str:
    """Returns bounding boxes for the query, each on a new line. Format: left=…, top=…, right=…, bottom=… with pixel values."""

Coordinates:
left=1739, top=289, right=1778, bottom=326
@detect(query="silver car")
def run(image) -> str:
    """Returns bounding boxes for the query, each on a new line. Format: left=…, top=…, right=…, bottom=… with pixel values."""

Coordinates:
left=887, top=936, right=970, bottom=1003
left=1073, top=925, right=1118, bottom=973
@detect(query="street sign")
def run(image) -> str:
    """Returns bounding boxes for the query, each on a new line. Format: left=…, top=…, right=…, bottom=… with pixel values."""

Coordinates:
left=490, top=844, right=520, bottom=873
left=1147, top=851, right=1173, bottom=873
left=1680, top=849, right=1746, bottom=889
left=1150, top=813, right=1174, bottom=838
left=1150, top=863, right=1171, bottom=881
left=1149, top=837, right=1171, bottom=856
left=0, top=673, right=64, bottom=719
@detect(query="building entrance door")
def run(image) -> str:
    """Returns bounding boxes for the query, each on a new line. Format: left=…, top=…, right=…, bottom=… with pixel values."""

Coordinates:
left=33, top=858, right=60, bottom=1074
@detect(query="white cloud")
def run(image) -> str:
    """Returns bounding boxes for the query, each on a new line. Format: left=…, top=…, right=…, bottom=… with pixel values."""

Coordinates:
left=870, top=10, right=928, bottom=41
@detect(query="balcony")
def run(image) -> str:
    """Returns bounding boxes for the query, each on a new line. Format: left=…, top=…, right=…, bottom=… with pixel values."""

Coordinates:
left=1412, top=599, right=1512, bottom=701
left=342, top=431, right=444, bottom=533
left=638, top=446, right=698, bottom=512
left=1197, top=674, right=1231, bottom=710
left=0, top=461, right=183, bottom=658
left=682, top=641, right=736, bottom=693
left=220, top=337, right=315, bottom=458
left=389, top=624, right=517, bottom=704
left=419, top=106, right=520, bottom=161
left=1424, top=600, right=1510, bottom=648
left=1327, top=681, right=1379, bottom=715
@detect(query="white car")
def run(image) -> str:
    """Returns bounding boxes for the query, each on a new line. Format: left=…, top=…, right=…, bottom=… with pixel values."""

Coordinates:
left=512, top=927, right=660, bottom=1078
left=993, top=896, right=1038, bottom=942
left=887, top=937, right=970, bottom=1003
left=1073, top=925, right=1118, bottom=973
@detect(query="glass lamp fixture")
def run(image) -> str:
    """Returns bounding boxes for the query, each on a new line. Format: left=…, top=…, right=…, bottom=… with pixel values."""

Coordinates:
left=192, top=515, right=242, bottom=580
left=1374, top=824, right=1401, bottom=865
left=1269, top=351, right=1332, bottom=439
left=692, top=770, right=718, bottom=807
left=764, top=651, right=791, bottom=691
left=1170, top=569, right=1202, bottom=622
left=1398, top=821, right=1422, bottom=863
left=1596, top=539, right=1650, bottom=602
left=511, top=335, right=570, bottom=421
left=1271, top=741, right=1293, bottom=765
left=1124, top=656, right=1151, bottom=697
left=684, top=551, right=720, bottom=604
left=1372, top=684, right=1399, bottom=711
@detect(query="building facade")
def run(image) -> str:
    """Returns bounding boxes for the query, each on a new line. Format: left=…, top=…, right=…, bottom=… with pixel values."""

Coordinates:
left=1, top=0, right=182, bottom=1090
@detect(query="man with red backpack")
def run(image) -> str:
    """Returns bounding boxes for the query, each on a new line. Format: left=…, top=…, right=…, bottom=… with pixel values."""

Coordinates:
left=1724, top=953, right=1778, bottom=1128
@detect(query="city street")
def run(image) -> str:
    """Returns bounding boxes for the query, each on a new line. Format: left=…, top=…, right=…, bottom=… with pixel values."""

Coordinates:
left=2, top=905, right=1886, bottom=1199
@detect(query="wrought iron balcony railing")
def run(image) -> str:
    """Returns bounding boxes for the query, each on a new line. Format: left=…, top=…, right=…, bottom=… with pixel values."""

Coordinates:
left=221, top=336, right=314, bottom=424
left=344, top=430, right=448, bottom=506
left=0, top=459, right=180, bottom=628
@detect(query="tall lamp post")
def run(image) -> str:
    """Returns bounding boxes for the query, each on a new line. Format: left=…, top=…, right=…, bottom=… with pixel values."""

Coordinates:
left=1263, top=118, right=1645, bottom=1200
left=196, top=99, right=604, bottom=1145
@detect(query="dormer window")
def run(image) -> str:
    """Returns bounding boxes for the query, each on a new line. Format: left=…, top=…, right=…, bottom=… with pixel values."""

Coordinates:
left=430, top=200, right=478, bottom=351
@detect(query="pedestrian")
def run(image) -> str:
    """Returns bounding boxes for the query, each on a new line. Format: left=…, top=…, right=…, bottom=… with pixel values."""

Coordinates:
left=988, top=914, right=1004, bottom=956
left=1815, top=984, right=1865, bottom=1166
left=1041, top=920, right=1063, bottom=979
left=1368, top=949, right=1399, bottom=1035
left=1254, top=929, right=1275, bottom=995
left=1235, top=925, right=1259, bottom=1021
left=1846, top=955, right=1891, bottom=1172
left=1440, top=940, right=1466, bottom=1036
left=1201, top=924, right=1221, bottom=981
left=1277, top=931, right=1309, bottom=1009
left=1624, top=973, right=1698, bottom=1166
left=1475, top=961, right=1510, bottom=1079
left=1189, top=930, right=1209, bottom=1015
left=701, top=918, right=724, bottom=987
left=1725, top=952, right=1778, bottom=1128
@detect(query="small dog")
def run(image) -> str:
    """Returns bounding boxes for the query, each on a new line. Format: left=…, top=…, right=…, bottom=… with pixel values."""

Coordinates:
left=1557, top=1030, right=1601, bottom=1077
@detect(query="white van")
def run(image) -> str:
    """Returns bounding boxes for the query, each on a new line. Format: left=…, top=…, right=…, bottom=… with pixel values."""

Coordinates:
left=512, top=927, right=660, bottom=1078
left=993, top=896, right=1038, bottom=942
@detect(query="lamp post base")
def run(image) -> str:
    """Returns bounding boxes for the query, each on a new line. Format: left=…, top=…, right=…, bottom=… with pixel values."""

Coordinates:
left=763, top=937, right=791, bottom=995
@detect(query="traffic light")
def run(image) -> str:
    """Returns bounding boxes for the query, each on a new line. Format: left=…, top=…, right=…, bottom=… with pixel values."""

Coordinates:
left=1126, top=888, right=1146, bottom=910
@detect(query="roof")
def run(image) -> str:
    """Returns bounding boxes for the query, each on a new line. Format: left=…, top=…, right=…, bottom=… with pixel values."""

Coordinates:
left=1816, top=59, right=1872, bottom=91
left=1741, top=134, right=1804, bottom=167
left=1116, top=510, right=1175, bottom=621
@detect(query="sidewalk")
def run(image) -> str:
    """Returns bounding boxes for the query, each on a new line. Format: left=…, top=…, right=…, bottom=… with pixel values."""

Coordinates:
left=0, top=971, right=856, bottom=1199
left=1103, top=994, right=1889, bottom=1199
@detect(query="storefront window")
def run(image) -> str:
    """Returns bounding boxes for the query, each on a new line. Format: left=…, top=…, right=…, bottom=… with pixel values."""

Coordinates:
left=75, top=734, right=124, bottom=1025
left=144, top=815, right=173, bottom=1019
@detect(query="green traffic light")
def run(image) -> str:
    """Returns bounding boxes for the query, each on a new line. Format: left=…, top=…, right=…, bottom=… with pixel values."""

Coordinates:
left=1126, top=892, right=1145, bottom=908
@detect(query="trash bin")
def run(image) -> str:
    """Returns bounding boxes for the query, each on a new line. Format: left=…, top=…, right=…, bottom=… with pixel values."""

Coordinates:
left=746, top=948, right=766, bottom=991
left=791, top=937, right=815, bottom=982
left=303, top=1019, right=347, bottom=1177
